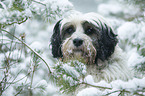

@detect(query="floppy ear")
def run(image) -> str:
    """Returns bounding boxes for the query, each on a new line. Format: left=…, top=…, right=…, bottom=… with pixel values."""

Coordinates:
left=51, top=20, right=63, bottom=58
left=96, top=22, right=118, bottom=62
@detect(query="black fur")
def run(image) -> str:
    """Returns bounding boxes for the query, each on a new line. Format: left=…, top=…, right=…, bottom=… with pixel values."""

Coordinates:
left=51, top=19, right=118, bottom=63
left=51, top=20, right=63, bottom=58
left=96, top=21, right=118, bottom=62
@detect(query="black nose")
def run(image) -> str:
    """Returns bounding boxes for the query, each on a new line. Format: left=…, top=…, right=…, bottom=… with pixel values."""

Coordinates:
left=73, top=38, right=83, bottom=47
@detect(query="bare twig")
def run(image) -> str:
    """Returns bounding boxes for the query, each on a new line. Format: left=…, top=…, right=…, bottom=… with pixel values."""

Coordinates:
left=0, top=51, right=10, bottom=95
left=81, top=82, right=145, bottom=96
left=0, top=29, right=52, bottom=73
left=82, top=82, right=112, bottom=90
left=0, top=17, right=29, bottom=29
left=31, top=0, right=46, bottom=6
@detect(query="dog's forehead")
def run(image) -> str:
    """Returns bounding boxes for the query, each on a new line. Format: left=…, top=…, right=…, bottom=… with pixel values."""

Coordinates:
left=60, top=12, right=110, bottom=30
left=61, top=14, right=91, bottom=28
left=61, top=15, right=85, bottom=29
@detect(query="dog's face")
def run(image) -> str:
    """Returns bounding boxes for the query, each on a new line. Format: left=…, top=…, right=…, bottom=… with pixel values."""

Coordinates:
left=51, top=13, right=118, bottom=64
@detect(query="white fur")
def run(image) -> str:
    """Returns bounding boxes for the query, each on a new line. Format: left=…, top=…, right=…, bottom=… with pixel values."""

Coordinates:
left=60, top=12, right=133, bottom=82
left=57, top=12, right=133, bottom=95
left=86, top=45, right=133, bottom=83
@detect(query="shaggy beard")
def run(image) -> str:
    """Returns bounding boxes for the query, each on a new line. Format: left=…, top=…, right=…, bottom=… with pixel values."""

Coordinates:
left=62, top=38, right=96, bottom=64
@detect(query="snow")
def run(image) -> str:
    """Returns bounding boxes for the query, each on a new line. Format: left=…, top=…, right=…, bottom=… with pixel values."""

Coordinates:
left=84, top=75, right=95, bottom=85
left=127, top=48, right=145, bottom=67
left=98, top=3, right=122, bottom=16
left=77, top=77, right=145, bottom=96
left=62, top=64, right=80, bottom=78
left=1, top=0, right=145, bottom=96
left=0, top=2, right=7, bottom=9
left=45, top=83, right=60, bottom=96
left=111, top=77, right=145, bottom=91
left=5, top=50, right=25, bottom=60
left=117, top=22, right=140, bottom=40
left=0, top=35, right=11, bottom=44
left=30, top=41, right=44, bottom=51
left=95, top=80, right=111, bottom=89
left=77, top=87, right=102, bottom=96
left=2, top=86, right=15, bottom=96
left=97, top=0, right=140, bottom=17
left=35, top=80, right=48, bottom=89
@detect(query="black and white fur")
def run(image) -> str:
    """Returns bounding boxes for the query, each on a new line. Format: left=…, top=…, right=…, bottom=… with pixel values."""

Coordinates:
left=51, top=12, right=132, bottom=83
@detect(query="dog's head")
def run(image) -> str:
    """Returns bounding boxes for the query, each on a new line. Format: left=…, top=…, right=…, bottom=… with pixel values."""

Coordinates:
left=51, top=12, right=118, bottom=64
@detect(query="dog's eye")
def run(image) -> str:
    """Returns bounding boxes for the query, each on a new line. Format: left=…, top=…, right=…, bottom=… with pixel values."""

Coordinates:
left=66, top=27, right=74, bottom=34
left=85, top=27, right=95, bottom=35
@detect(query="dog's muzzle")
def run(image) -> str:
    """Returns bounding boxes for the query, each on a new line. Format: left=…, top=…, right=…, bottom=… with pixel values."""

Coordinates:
left=62, top=36, right=96, bottom=64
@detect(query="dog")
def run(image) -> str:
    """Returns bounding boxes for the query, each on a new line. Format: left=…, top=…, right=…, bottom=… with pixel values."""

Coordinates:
left=51, top=12, right=132, bottom=83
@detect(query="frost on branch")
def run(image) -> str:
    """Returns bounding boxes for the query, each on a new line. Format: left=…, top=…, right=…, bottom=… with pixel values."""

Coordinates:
left=76, top=77, right=145, bottom=96
left=117, top=22, right=145, bottom=76
left=51, top=60, right=86, bottom=94
left=0, top=0, right=73, bottom=28
left=51, top=60, right=145, bottom=96
left=34, top=80, right=48, bottom=94
left=0, top=0, right=73, bottom=95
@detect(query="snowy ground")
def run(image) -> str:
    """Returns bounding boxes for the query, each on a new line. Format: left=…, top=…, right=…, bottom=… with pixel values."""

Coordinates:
left=0, top=0, right=145, bottom=96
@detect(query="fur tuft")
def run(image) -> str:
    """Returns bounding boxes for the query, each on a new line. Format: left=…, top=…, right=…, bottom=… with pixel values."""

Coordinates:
left=51, top=20, right=63, bottom=58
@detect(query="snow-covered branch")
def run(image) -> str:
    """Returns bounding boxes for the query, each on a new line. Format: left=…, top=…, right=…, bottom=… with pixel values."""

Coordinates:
left=1, top=29, right=52, bottom=73
left=51, top=60, right=145, bottom=95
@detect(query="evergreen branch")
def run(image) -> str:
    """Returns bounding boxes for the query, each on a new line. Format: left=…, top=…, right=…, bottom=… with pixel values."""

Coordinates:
left=0, top=39, right=21, bottom=44
left=0, top=50, right=10, bottom=95
left=122, top=13, right=144, bottom=22
left=82, top=82, right=145, bottom=96
left=82, top=82, right=112, bottom=90
left=0, top=29, right=52, bottom=74
left=31, top=0, right=46, bottom=6
left=0, top=17, right=29, bottom=29
left=118, top=89, right=130, bottom=96
left=4, top=70, right=23, bottom=89
left=15, top=88, right=23, bottom=96
left=1, top=71, right=31, bottom=85
left=105, top=90, right=120, bottom=96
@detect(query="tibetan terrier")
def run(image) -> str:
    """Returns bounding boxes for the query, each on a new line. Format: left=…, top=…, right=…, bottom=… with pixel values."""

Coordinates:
left=51, top=12, right=132, bottom=83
